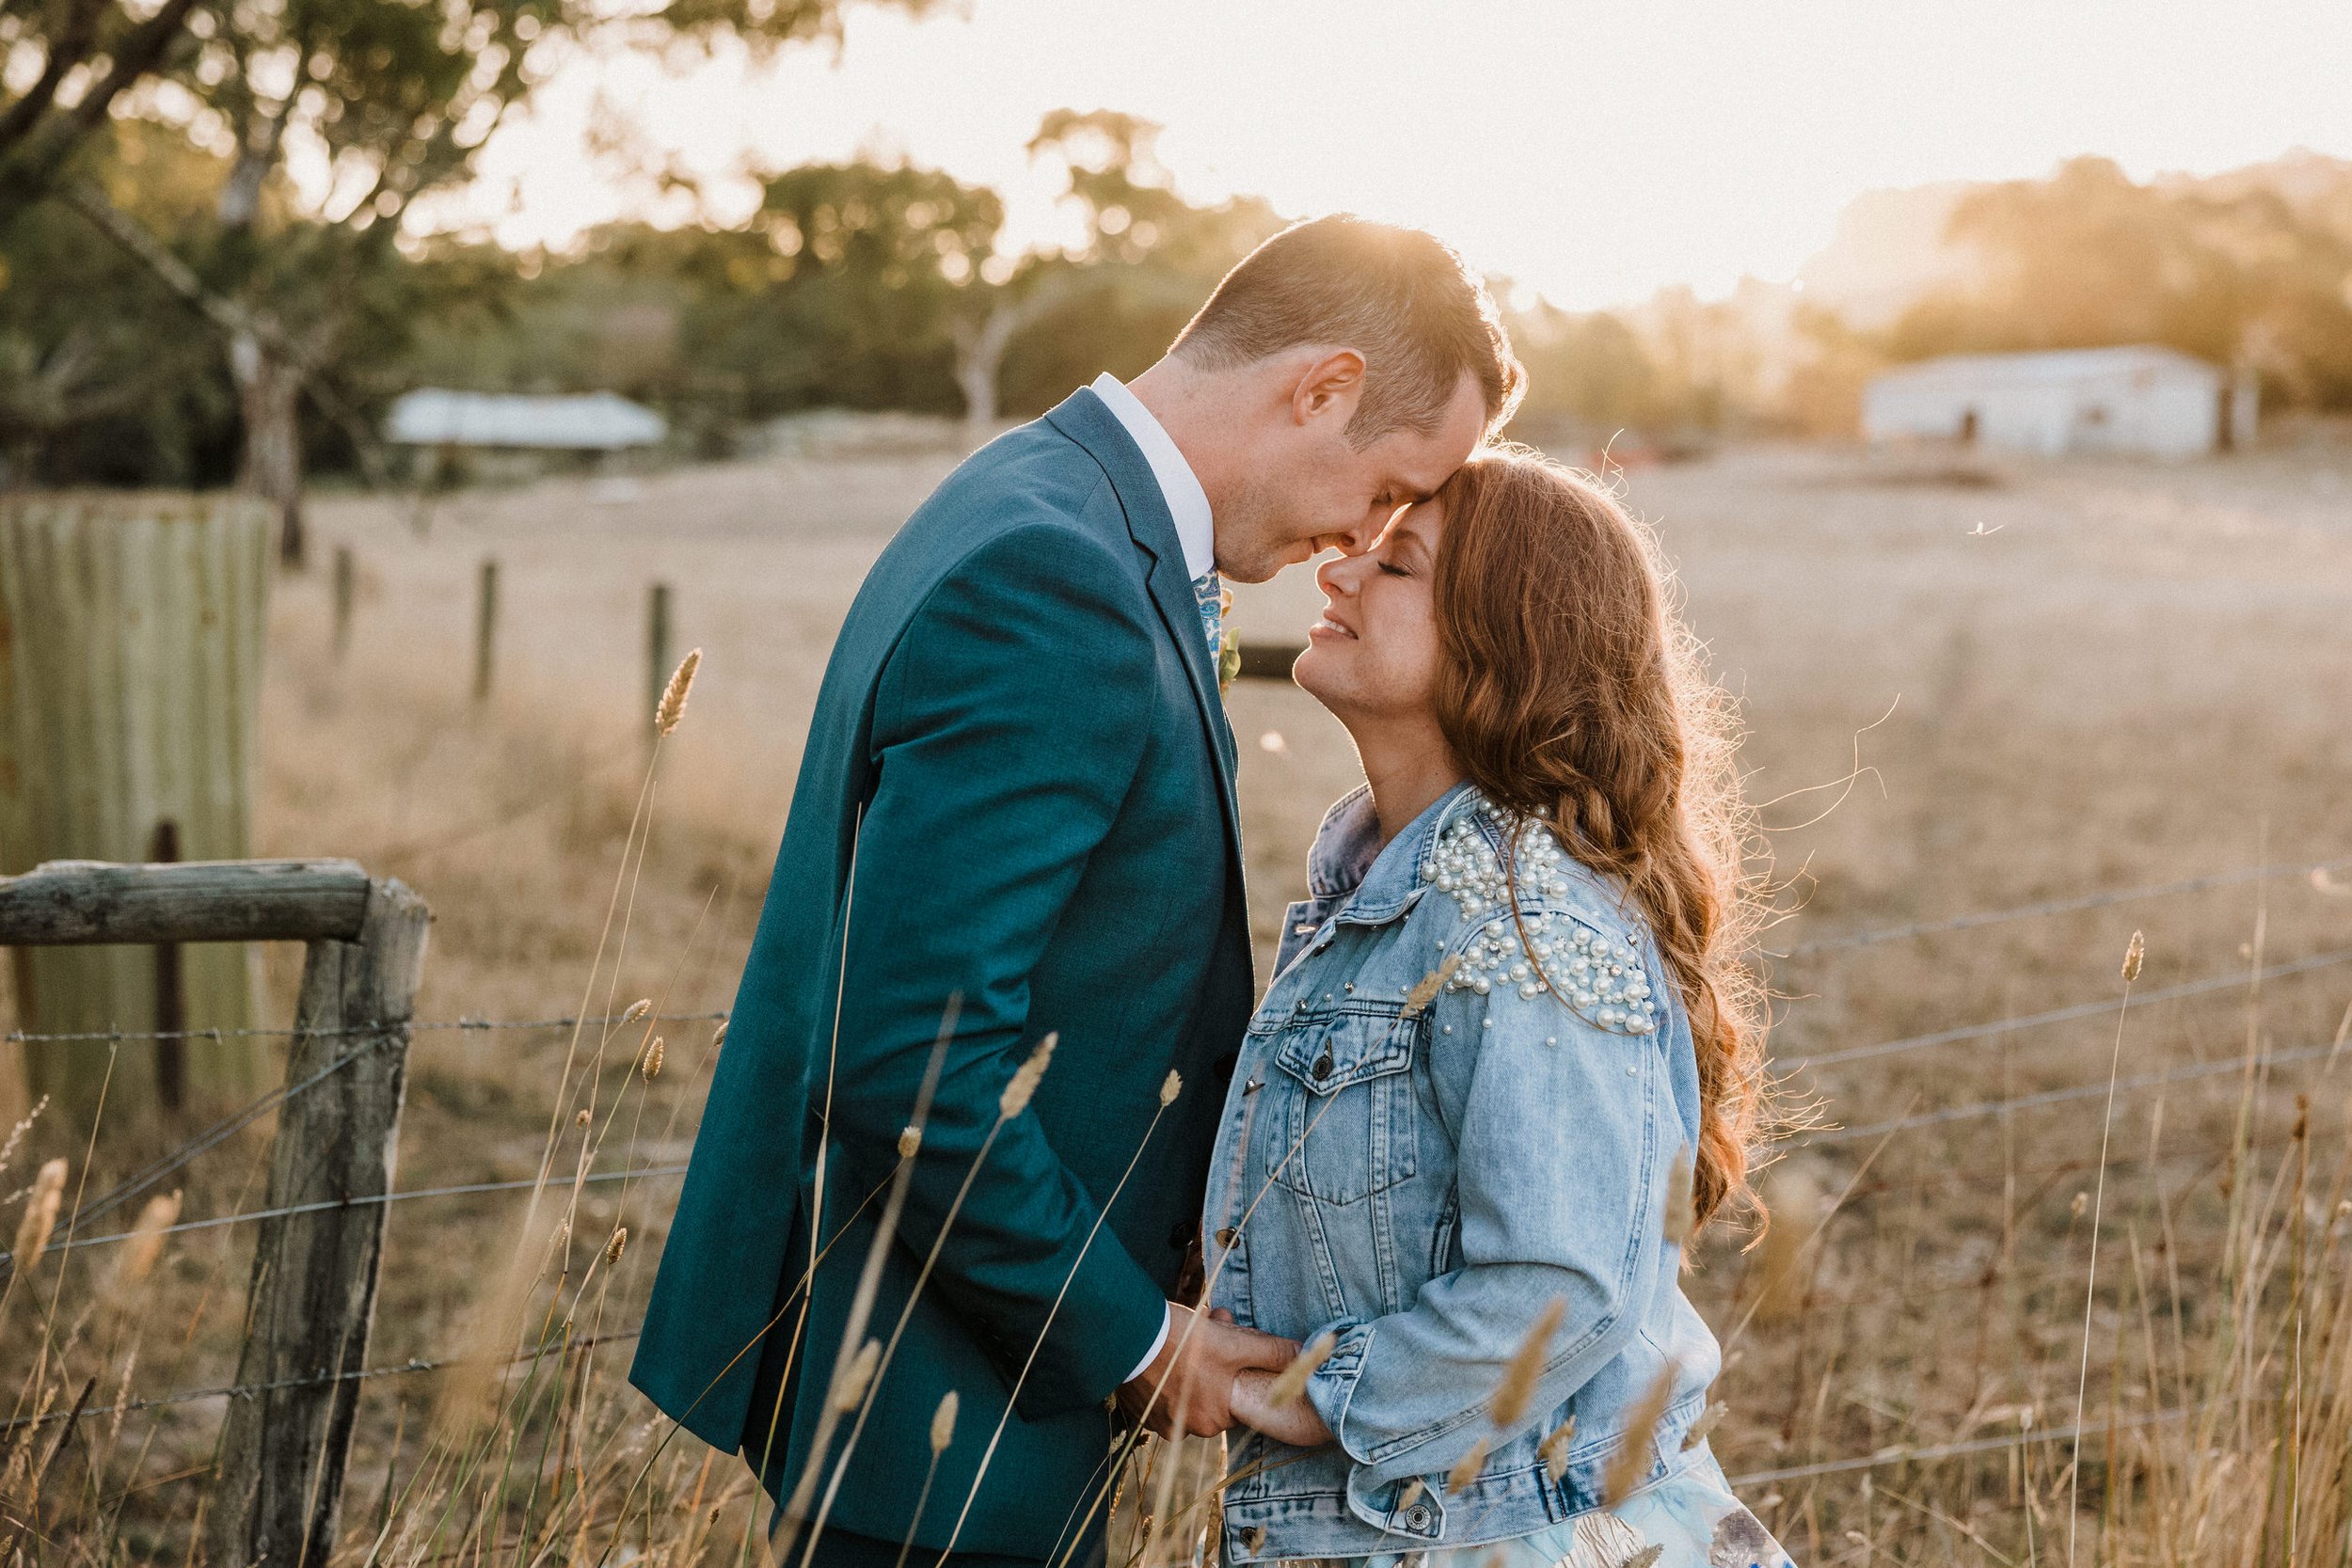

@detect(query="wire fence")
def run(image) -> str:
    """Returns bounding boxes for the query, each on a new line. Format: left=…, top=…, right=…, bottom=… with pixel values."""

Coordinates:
left=1776, top=852, right=2352, bottom=958
left=2, top=839, right=2344, bottom=1521
left=0, top=1006, right=723, bottom=1274
left=1777, top=944, right=2352, bottom=1073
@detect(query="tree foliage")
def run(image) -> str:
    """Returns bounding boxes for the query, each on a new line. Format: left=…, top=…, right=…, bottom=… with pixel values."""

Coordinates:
left=1889, top=155, right=2352, bottom=405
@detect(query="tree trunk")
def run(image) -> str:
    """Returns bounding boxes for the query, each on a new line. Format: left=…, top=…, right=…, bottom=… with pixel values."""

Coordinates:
left=231, top=328, right=309, bottom=569
left=952, top=308, right=1014, bottom=443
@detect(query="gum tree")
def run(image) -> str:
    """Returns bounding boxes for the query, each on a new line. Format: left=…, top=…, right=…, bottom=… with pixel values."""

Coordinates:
left=51, top=0, right=934, bottom=564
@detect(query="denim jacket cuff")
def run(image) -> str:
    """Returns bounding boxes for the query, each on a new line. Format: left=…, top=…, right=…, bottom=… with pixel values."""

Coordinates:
left=1302, top=1317, right=1377, bottom=1464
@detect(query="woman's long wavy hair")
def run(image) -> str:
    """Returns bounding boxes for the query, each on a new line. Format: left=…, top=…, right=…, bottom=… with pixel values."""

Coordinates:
left=1432, top=447, right=1771, bottom=1230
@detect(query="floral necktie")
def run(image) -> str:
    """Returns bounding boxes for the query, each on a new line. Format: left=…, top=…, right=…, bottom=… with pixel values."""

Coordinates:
left=1190, top=568, right=1224, bottom=660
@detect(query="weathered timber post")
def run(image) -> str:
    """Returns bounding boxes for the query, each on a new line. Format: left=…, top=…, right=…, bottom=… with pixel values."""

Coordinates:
left=0, top=495, right=273, bottom=1119
left=646, top=581, right=672, bottom=736
left=149, top=818, right=184, bottom=1109
left=473, top=556, right=498, bottom=704
left=0, top=857, right=425, bottom=1568
left=332, top=545, right=356, bottom=661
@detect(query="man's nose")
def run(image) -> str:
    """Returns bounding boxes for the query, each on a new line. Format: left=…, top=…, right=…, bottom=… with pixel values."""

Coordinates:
left=1334, top=511, right=1388, bottom=556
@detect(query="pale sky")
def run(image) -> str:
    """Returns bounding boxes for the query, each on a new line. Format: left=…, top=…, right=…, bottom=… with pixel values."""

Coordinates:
left=426, top=0, right=2352, bottom=309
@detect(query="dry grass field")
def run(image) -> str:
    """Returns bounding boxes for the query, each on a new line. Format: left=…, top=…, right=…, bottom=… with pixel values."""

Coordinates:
left=5, top=420, right=2351, bottom=1564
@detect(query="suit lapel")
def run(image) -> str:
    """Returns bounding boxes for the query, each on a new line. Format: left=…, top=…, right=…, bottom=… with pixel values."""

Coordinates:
left=1045, top=388, right=1245, bottom=867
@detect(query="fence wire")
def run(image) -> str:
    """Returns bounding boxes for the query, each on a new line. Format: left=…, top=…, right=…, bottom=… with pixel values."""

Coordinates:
left=0, top=843, right=2341, bottom=1508
left=1812, top=1036, right=2344, bottom=1146
left=1778, top=852, right=2352, bottom=958
left=0, top=1326, right=644, bottom=1433
left=1778, top=944, right=2352, bottom=1073
left=1726, top=1402, right=2197, bottom=1488
left=4, top=1008, right=728, bottom=1045
left=33, top=1163, right=689, bottom=1259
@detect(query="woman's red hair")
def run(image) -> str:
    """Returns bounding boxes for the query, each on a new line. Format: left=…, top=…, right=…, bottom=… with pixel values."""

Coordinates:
left=1432, top=447, right=1771, bottom=1229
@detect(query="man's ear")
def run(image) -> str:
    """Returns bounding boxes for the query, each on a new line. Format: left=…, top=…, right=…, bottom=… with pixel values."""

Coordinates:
left=1289, top=349, right=1368, bottom=427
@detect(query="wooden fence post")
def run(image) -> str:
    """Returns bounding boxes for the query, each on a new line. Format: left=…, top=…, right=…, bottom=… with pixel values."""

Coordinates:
left=0, top=857, right=412, bottom=1566
left=207, top=875, right=429, bottom=1568
left=473, top=556, right=498, bottom=704
left=332, top=545, right=356, bottom=662
left=0, top=495, right=273, bottom=1119
left=646, top=581, right=672, bottom=734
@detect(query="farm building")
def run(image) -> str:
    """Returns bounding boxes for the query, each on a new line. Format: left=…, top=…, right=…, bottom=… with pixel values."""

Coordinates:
left=1862, top=346, right=2255, bottom=459
left=385, top=389, right=668, bottom=451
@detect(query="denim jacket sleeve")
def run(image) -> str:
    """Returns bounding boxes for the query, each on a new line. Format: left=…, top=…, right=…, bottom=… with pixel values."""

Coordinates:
left=1300, top=909, right=1676, bottom=1486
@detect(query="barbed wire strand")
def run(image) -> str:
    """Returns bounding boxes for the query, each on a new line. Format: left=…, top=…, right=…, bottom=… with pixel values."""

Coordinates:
left=1778, top=853, right=2352, bottom=958
left=3, top=1008, right=725, bottom=1273
left=1811, top=1037, right=2341, bottom=1147
left=3, top=1009, right=728, bottom=1045
left=1726, top=1402, right=2194, bottom=1488
left=0, top=1325, right=644, bottom=1433
left=1780, top=944, right=2352, bottom=1072
left=14, top=1163, right=689, bottom=1263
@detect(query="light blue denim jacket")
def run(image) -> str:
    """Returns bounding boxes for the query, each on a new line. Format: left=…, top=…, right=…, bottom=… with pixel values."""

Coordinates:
left=1205, top=782, right=1723, bottom=1562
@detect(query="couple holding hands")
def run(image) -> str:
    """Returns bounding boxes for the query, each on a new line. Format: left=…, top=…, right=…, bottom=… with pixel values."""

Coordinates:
left=631, top=215, right=1793, bottom=1568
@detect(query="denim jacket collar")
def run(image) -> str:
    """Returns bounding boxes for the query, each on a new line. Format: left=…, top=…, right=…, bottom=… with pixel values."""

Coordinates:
left=1314, top=781, right=1481, bottom=922
left=1275, top=782, right=1475, bottom=976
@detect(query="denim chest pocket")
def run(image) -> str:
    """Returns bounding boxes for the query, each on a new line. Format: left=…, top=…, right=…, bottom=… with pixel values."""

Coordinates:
left=1265, top=1006, right=1422, bottom=1204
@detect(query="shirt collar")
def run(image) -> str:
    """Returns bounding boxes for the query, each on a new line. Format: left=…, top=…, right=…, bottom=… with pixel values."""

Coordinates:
left=1090, top=372, right=1216, bottom=581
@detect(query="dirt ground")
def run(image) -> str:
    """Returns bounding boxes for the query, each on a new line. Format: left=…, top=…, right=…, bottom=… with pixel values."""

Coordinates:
left=8, top=421, right=2351, bottom=1560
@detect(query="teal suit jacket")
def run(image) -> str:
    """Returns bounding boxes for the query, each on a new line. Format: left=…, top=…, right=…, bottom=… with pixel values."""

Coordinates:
left=629, top=387, right=1255, bottom=1557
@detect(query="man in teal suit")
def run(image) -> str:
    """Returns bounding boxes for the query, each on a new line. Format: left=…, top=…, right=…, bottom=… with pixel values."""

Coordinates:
left=631, top=215, right=1524, bottom=1566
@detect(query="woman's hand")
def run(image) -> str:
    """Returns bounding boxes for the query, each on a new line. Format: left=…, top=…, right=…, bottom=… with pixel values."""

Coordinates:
left=1229, top=1366, right=1336, bottom=1449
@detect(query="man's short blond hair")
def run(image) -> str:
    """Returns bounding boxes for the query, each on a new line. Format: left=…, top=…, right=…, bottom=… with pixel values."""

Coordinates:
left=1171, top=214, right=1525, bottom=445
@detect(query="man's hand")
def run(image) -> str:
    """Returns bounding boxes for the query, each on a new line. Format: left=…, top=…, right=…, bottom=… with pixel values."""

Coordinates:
left=1116, top=1304, right=1297, bottom=1438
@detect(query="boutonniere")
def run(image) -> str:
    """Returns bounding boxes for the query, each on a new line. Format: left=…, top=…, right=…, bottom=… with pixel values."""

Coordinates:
left=1216, top=585, right=1240, bottom=695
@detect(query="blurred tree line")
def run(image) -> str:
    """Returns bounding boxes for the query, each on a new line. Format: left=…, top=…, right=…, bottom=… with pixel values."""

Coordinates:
left=7, top=17, right=2352, bottom=517
left=1884, top=155, right=2352, bottom=409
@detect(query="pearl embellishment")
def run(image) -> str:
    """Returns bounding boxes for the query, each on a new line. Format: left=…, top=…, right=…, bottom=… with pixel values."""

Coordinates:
left=1421, top=806, right=1661, bottom=1037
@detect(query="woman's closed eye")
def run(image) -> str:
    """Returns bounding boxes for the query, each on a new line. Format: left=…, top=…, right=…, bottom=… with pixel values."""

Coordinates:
left=1378, top=560, right=1412, bottom=578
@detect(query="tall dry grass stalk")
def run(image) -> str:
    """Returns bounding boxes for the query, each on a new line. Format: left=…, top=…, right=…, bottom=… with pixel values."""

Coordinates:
left=2066, top=929, right=2145, bottom=1565
left=1489, top=1299, right=1565, bottom=1429
left=1603, top=1362, right=1677, bottom=1509
left=930, top=1064, right=1189, bottom=1563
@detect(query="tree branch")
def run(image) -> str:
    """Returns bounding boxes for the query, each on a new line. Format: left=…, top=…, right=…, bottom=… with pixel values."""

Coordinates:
left=0, top=0, right=208, bottom=230
left=59, top=178, right=392, bottom=488
left=0, top=0, right=106, bottom=152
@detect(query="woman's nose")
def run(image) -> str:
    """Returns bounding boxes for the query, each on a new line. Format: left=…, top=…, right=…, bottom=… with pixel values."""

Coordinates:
left=1315, top=553, right=1359, bottom=597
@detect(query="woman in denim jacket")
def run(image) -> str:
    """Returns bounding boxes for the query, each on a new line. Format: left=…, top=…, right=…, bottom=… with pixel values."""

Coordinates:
left=1203, top=449, right=1792, bottom=1567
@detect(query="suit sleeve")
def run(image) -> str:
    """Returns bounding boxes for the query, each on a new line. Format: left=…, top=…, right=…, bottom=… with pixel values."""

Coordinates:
left=823, top=517, right=1170, bottom=1415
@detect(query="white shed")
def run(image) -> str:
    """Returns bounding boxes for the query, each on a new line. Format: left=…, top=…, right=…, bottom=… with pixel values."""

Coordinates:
left=386, top=389, right=667, bottom=451
left=1862, top=346, right=2254, bottom=459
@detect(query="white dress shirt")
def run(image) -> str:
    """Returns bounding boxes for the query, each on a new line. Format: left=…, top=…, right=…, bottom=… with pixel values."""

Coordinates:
left=1089, top=369, right=1211, bottom=1384
left=1090, top=372, right=1216, bottom=582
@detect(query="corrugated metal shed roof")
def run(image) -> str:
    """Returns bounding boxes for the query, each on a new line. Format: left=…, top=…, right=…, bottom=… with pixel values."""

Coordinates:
left=386, top=389, right=668, bottom=450
left=1871, top=345, right=2219, bottom=391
